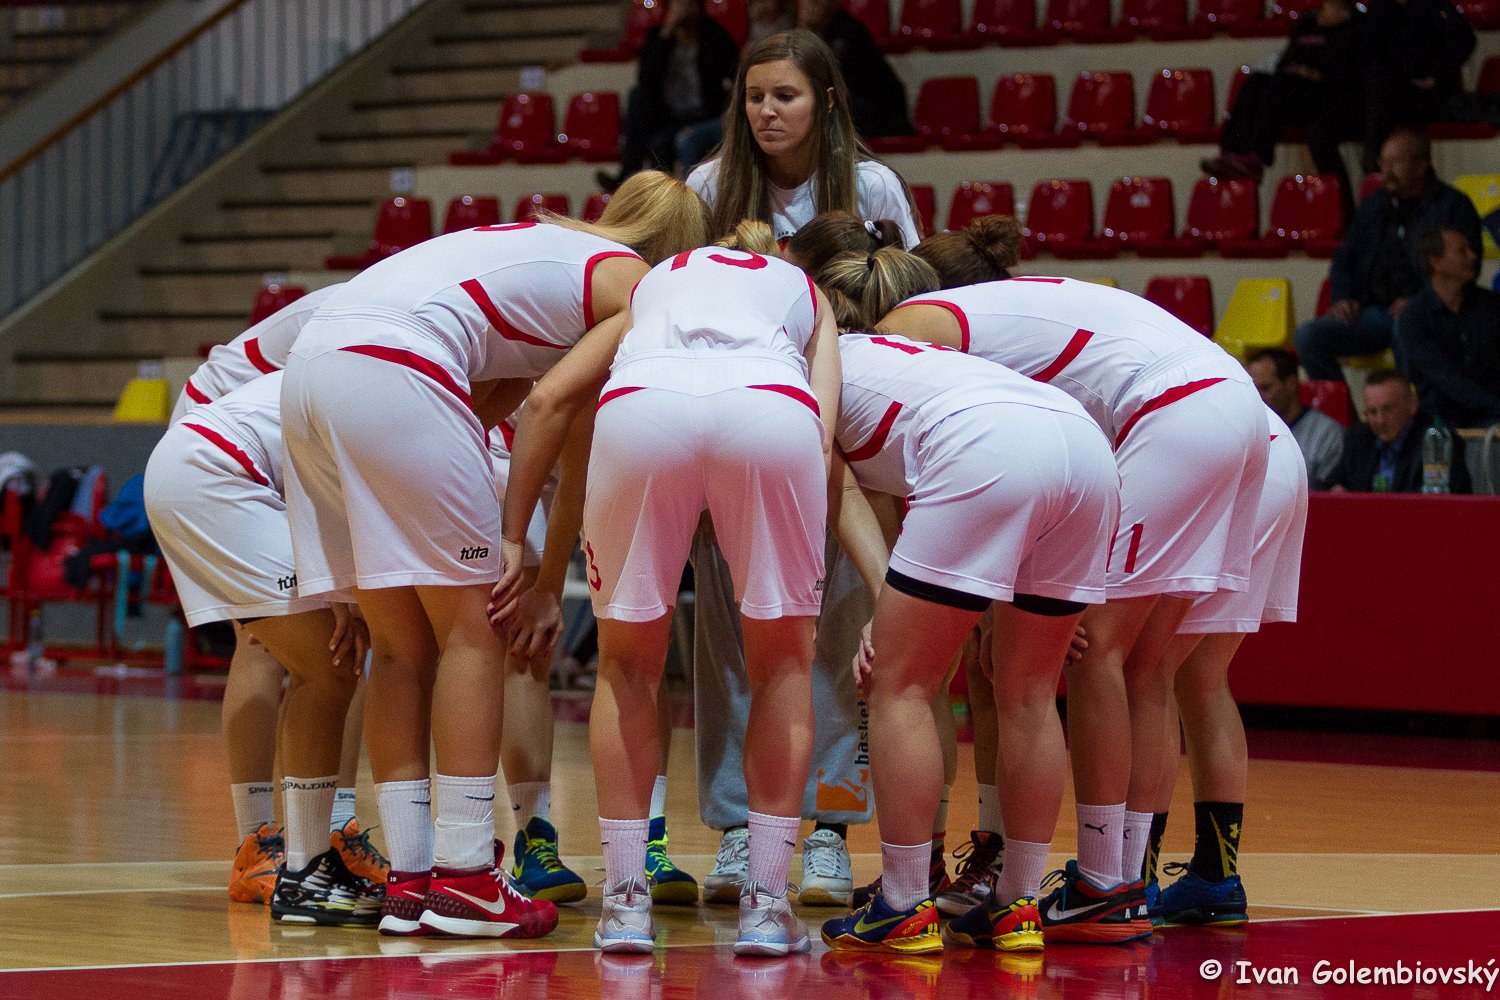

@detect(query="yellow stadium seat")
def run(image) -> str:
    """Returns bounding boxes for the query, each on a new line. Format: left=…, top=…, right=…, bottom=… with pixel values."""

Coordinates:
left=1341, top=349, right=1397, bottom=370
left=113, top=378, right=170, bottom=423
left=1453, top=174, right=1500, bottom=260
left=1214, top=278, right=1293, bottom=361
left=1085, top=277, right=1119, bottom=287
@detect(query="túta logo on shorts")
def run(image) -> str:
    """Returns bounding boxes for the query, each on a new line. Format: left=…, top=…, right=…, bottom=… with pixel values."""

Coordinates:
left=276, top=574, right=296, bottom=592
left=460, top=546, right=490, bottom=560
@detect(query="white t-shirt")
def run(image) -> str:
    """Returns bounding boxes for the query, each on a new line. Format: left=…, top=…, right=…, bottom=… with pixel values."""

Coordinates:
left=687, top=158, right=921, bottom=249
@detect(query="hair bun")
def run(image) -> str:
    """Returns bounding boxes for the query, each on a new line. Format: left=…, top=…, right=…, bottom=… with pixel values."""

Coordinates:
left=963, top=215, right=1023, bottom=272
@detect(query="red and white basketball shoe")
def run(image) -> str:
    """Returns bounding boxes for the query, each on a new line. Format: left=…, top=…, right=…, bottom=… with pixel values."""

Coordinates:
left=418, top=842, right=558, bottom=939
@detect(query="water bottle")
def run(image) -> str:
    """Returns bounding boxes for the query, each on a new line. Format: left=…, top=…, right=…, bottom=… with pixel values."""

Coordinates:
left=1421, top=417, right=1453, bottom=494
left=164, top=617, right=185, bottom=676
left=25, top=609, right=44, bottom=678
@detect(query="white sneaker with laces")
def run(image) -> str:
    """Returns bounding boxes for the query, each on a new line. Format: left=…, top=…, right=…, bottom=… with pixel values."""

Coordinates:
left=594, top=878, right=655, bottom=953
left=704, top=826, right=750, bottom=904
left=797, top=828, right=853, bottom=906
left=734, top=882, right=810, bottom=956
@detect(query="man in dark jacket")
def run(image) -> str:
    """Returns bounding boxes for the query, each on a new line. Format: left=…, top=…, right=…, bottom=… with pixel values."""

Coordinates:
left=1293, top=128, right=1481, bottom=382
left=1331, top=369, right=1471, bottom=491
left=798, top=0, right=914, bottom=138
left=598, top=0, right=739, bottom=189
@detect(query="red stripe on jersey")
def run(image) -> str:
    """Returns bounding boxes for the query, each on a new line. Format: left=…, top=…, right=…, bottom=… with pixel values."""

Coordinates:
left=1011, top=276, right=1066, bottom=283
left=184, top=379, right=210, bottom=405
left=844, top=401, right=903, bottom=462
left=670, top=251, right=693, bottom=270
left=895, top=299, right=970, bottom=353
left=182, top=423, right=271, bottom=488
left=1031, top=328, right=1095, bottom=384
left=243, top=337, right=278, bottom=375
left=1113, top=377, right=1227, bottom=449
left=499, top=421, right=516, bottom=451
left=806, top=273, right=819, bottom=328
left=338, top=345, right=474, bottom=411
left=460, top=279, right=565, bottom=350
left=747, top=383, right=821, bottom=417
left=582, top=250, right=642, bottom=329
left=1269, top=433, right=1278, bottom=442
left=596, top=385, right=646, bottom=411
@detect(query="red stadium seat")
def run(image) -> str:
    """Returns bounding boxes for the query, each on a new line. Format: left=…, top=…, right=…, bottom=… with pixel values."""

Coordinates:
left=892, top=0, right=969, bottom=49
left=1480, top=56, right=1500, bottom=96
left=1101, top=176, right=1179, bottom=250
left=910, top=183, right=938, bottom=237
left=1144, top=275, right=1215, bottom=336
left=969, top=0, right=1055, bottom=43
left=914, top=77, right=1002, bottom=150
left=514, top=193, right=571, bottom=222
left=1316, top=274, right=1333, bottom=316
left=562, top=91, right=621, bottom=162
left=1457, top=0, right=1500, bottom=28
left=579, top=0, right=663, bottom=62
left=582, top=191, right=612, bottom=223
left=706, top=0, right=749, bottom=43
left=1045, top=0, right=1133, bottom=41
left=1264, top=173, right=1345, bottom=255
left=990, top=73, right=1077, bottom=148
left=1359, top=173, right=1383, bottom=201
left=450, top=94, right=566, bottom=166
left=1194, top=0, right=1271, bottom=34
left=1268, top=0, right=1317, bottom=21
left=248, top=284, right=306, bottom=325
left=848, top=0, right=894, bottom=43
left=1299, top=379, right=1352, bottom=426
left=1063, top=71, right=1152, bottom=145
left=1185, top=177, right=1276, bottom=258
left=1023, top=179, right=1117, bottom=259
left=325, top=196, right=433, bottom=270
left=443, top=195, right=501, bottom=233
left=1122, top=0, right=1189, bottom=32
left=1142, top=68, right=1217, bottom=142
left=946, top=182, right=1016, bottom=231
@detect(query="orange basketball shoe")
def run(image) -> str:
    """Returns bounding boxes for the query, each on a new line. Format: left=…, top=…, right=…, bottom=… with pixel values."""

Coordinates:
left=229, top=822, right=284, bottom=904
left=332, top=818, right=391, bottom=884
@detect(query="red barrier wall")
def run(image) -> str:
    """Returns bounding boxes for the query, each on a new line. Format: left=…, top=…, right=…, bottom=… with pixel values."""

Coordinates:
left=1232, top=493, right=1500, bottom=716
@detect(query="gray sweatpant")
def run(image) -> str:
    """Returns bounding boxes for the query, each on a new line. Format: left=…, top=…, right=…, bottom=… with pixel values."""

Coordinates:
left=691, top=525, right=875, bottom=830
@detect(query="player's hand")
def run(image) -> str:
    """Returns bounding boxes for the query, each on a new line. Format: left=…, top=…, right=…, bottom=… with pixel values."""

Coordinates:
left=506, top=588, right=562, bottom=662
left=488, top=538, right=527, bottom=626
left=852, top=620, right=875, bottom=691
left=329, top=603, right=368, bottom=676
left=1330, top=298, right=1360, bottom=326
left=1066, top=623, right=1089, bottom=665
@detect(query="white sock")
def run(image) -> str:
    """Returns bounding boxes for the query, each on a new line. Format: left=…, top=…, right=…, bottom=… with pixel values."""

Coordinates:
left=649, top=774, right=668, bottom=819
left=880, top=840, right=932, bottom=911
left=993, top=837, right=1050, bottom=907
left=1123, top=810, right=1154, bottom=884
left=977, top=783, right=1003, bottom=835
left=433, top=773, right=498, bottom=870
left=747, top=811, right=800, bottom=893
left=231, top=781, right=275, bottom=838
left=1076, top=802, right=1126, bottom=886
left=377, top=778, right=433, bottom=874
left=329, top=787, right=357, bottom=832
left=282, top=775, right=337, bottom=872
left=601, top=817, right=650, bottom=889
left=933, top=784, right=951, bottom=839
left=509, top=781, right=551, bottom=825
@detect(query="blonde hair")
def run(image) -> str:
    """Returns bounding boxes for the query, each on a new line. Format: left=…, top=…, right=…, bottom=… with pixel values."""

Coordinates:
left=816, top=247, right=939, bottom=330
left=538, top=170, right=709, bottom=264
left=715, top=219, right=781, bottom=256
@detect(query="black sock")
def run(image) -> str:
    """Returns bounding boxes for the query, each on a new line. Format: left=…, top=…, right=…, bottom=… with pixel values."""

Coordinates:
left=814, top=821, right=848, bottom=840
left=1145, top=812, right=1169, bottom=883
left=1189, top=801, right=1243, bottom=882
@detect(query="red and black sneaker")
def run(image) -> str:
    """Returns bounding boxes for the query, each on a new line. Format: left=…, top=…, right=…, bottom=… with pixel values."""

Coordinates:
left=418, top=842, right=558, bottom=939
left=1037, top=861, right=1152, bottom=943
left=379, top=870, right=431, bottom=936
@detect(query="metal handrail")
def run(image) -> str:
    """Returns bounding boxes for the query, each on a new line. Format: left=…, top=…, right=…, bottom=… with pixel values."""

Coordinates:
left=1, top=0, right=431, bottom=316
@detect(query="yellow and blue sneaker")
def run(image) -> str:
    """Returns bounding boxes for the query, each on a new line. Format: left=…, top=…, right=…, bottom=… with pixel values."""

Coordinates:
left=644, top=816, right=699, bottom=905
left=1156, top=862, right=1247, bottom=926
left=511, top=816, right=587, bottom=904
left=944, top=894, right=1045, bottom=952
left=820, top=892, right=943, bottom=954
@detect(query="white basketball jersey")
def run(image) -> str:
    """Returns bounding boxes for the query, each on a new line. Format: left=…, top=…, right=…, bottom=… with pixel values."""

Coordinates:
left=295, top=222, right=641, bottom=381
left=607, top=246, right=819, bottom=395
left=177, top=285, right=339, bottom=418
left=836, top=332, right=1092, bottom=498
left=178, top=371, right=286, bottom=492
left=896, top=277, right=1224, bottom=441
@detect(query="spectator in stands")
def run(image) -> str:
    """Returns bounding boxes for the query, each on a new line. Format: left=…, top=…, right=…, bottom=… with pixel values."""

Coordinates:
left=1292, top=129, right=1481, bottom=383
left=1395, top=226, right=1500, bottom=428
left=596, top=0, right=739, bottom=192
left=749, top=0, right=797, bottom=43
left=1330, top=368, right=1471, bottom=491
left=797, top=0, right=914, bottom=138
left=1360, top=0, right=1476, bottom=172
left=1199, top=0, right=1362, bottom=218
left=1246, top=348, right=1346, bottom=490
